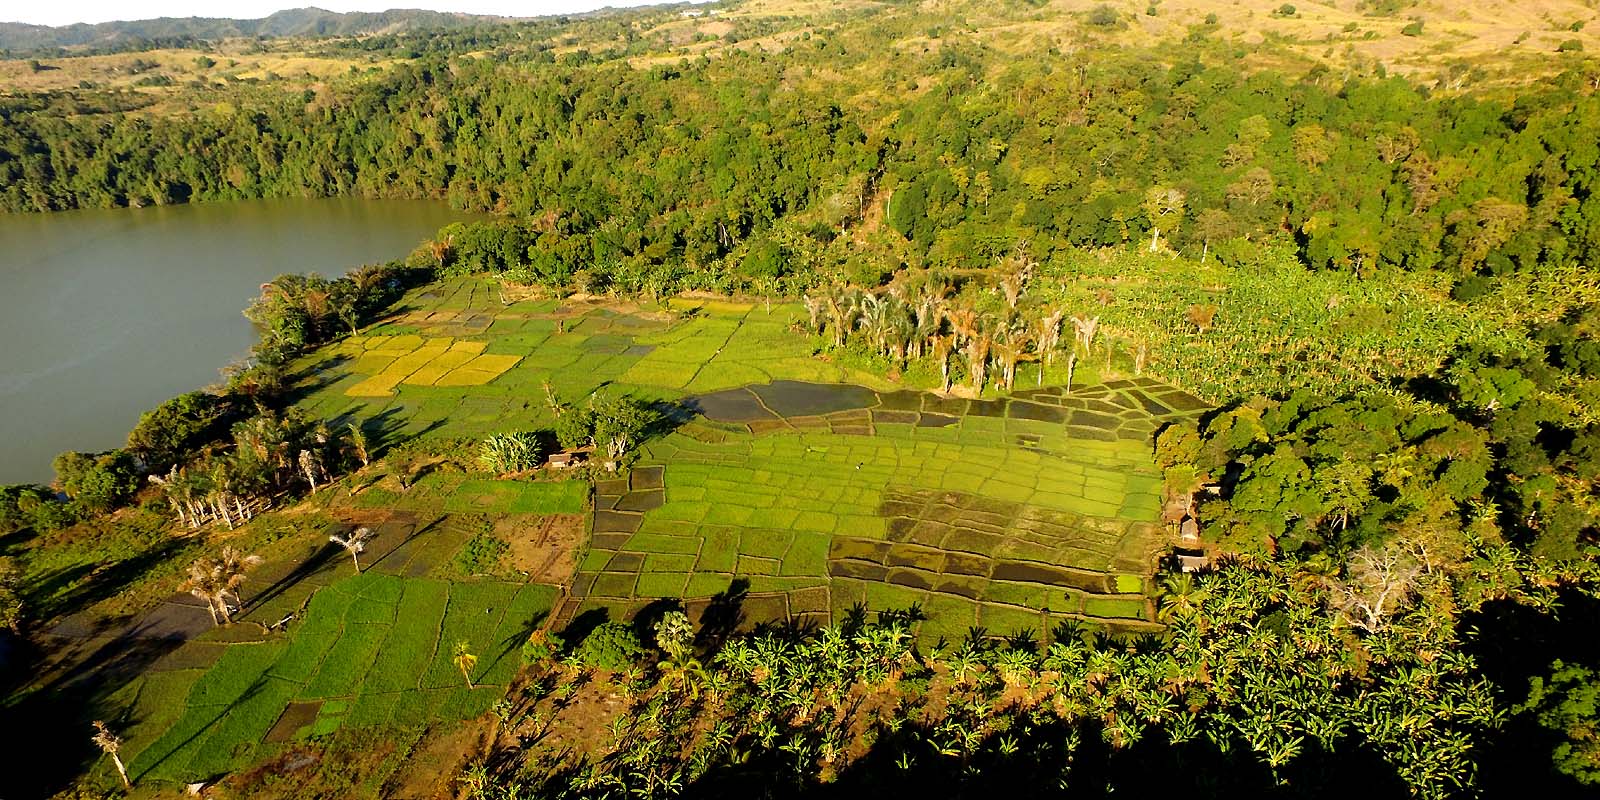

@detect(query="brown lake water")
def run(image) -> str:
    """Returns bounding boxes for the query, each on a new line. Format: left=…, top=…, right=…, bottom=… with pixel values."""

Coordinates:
left=0, top=197, right=472, bottom=484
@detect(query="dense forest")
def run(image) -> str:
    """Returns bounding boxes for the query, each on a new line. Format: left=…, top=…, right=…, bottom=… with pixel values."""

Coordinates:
left=2, top=1, right=1599, bottom=798
left=6, top=19, right=1600, bottom=286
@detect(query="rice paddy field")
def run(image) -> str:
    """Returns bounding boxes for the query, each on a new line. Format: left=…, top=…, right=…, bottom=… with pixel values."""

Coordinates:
left=289, top=276, right=1209, bottom=635
left=111, top=275, right=1208, bottom=786
left=114, top=571, right=556, bottom=784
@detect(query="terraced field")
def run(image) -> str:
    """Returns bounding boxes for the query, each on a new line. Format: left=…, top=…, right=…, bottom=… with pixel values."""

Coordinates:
left=113, top=549, right=556, bottom=785
left=126, top=574, right=550, bottom=782
left=291, top=276, right=1210, bottom=637
left=106, top=276, right=1211, bottom=787
left=571, top=379, right=1202, bottom=641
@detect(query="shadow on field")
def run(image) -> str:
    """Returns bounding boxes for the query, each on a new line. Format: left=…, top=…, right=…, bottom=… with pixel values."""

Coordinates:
left=328, top=405, right=412, bottom=459
left=27, top=536, right=190, bottom=622
left=2, top=631, right=188, bottom=797
left=1466, top=590, right=1600, bottom=799
left=279, top=353, right=351, bottom=405
left=685, top=716, right=1409, bottom=799
left=245, top=541, right=339, bottom=616
left=130, top=678, right=272, bottom=784
left=694, top=578, right=749, bottom=653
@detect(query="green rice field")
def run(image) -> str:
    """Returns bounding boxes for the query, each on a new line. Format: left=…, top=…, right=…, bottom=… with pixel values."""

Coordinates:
left=111, top=275, right=1207, bottom=785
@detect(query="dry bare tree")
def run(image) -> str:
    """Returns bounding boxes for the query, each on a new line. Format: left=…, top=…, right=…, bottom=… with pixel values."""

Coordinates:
left=1143, top=186, right=1187, bottom=252
left=1326, top=542, right=1424, bottom=633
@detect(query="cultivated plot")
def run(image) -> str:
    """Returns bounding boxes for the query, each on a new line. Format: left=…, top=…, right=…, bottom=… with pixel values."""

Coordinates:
left=121, top=572, right=555, bottom=784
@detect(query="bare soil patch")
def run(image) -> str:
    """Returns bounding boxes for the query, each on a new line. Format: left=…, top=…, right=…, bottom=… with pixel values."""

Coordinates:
left=499, top=514, right=585, bottom=585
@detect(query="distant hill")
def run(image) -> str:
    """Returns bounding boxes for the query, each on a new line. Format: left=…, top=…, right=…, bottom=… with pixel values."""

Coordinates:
left=0, top=7, right=520, bottom=52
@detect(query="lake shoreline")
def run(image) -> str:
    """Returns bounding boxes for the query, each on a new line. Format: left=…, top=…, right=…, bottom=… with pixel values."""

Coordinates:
left=0, top=197, right=476, bottom=484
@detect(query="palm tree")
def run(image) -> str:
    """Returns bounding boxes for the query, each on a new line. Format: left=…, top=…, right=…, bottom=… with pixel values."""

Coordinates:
left=660, top=656, right=709, bottom=699
left=1156, top=573, right=1206, bottom=624
left=181, top=559, right=226, bottom=625
left=992, top=335, right=1022, bottom=392
left=823, top=286, right=860, bottom=349
left=998, top=271, right=1027, bottom=309
left=92, top=721, right=130, bottom=789
left=944, top=304, right=979, bottom=347
left=347, top=423, right=370, bottom=469
left=964, top=329, right=992, bottom=394
left=330, top=526, right=374, bottom=573
left=298, top=449, right=324, bottom=493
left=996, top=249, right=1035, bottom=309
left=217, top=547, right=263, bottom=614
left=1071, top=314, right=1100, bottom=355
left=1034, top=309, right=1064, bottom=384
left=147, top=466, right=190, bottom=527
left=801, top=293, right=825, bottom=334
left=886, top=310, right=914, bottom=365
left=454, top=640, right=478, bottom=689
left=931, top=334, right=956, bottom=393
left=206, top=458, right=239, bottom=529
left=181, top=548, right=262, bottom=625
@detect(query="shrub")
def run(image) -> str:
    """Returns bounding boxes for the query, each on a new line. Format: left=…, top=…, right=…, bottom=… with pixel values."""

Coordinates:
left=479, top=432, right=542, bottom=474
left=1086, top=4, right=1120, bottom=28
left=0, top=485, right=69, bottom=534
left=572, top=622, right=644, bottom=671
left=739, top=237, right=788, bottom=280
left=127, top=391, right=228, bottom=470
left=1558, top=39, right=1584, bottom=52
left=1276, top=4, right=1297, bottom=17
left=1451, top=275, right=1495, bottom=301
left=453, top=535, right=509, bottom=576
left=521, top=629, right=564, bottom=665
left=52, top=450, right=139, bottom=513
left=554, top=407, right=593, bottom=451
left=1401, top=20, right=1424, bottom=36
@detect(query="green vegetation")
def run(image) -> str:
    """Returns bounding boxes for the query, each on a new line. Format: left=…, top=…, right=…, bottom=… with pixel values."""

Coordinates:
left=478, top=431, right=542, bottom=474
left=570, top=621, right=644, bottom=671
left=453, top=535, right=509, bottom=576
left=123, top=572, right=555, bottom=784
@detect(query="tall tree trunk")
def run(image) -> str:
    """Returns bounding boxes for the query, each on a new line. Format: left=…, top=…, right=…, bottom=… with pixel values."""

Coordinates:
left=110, top=752, right=130, bottom=789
